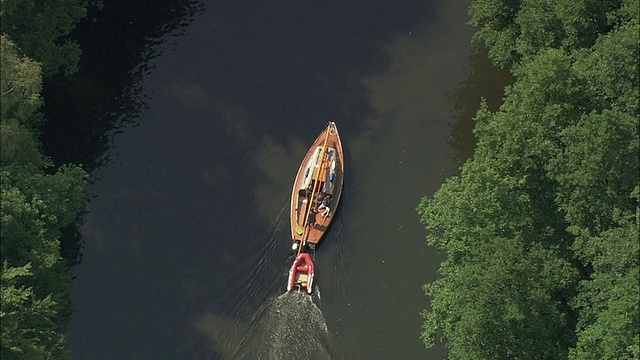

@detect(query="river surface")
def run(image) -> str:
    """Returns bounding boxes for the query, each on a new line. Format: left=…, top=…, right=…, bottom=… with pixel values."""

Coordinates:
left=43, top=0, right=511, bottom=358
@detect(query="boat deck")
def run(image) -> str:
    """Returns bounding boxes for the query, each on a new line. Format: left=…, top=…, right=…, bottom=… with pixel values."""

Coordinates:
left=290, top=123, right=344, bottom=246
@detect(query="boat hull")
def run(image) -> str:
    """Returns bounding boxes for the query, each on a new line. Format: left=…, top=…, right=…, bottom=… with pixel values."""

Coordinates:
left=287, top=253, right=315, bottom=294
left=289, top=122, right=344, bottom=246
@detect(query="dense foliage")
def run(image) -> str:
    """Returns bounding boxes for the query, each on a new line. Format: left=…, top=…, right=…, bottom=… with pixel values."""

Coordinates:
left=418, top=0, right=639, bottom=358
left=1, top=2, right=90, bottom=357
left=0, top=0, right=92, bottom=77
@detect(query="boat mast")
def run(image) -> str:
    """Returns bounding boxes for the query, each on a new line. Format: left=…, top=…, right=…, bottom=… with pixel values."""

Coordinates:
left=298, top=123, right=332, bottom=255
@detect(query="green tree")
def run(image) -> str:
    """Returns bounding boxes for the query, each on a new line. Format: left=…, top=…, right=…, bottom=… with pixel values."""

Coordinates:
left=423, top=240, right=577, bottom=359
left=468, top=0, right=521, bottom=68
left=1, top=35, right=48, bottom=170
left=469, top=0, right=622, bottom=69
left=419, top=159, right=578, bottom=359
left=1, top=262, right=69, bottom=359
left=420, top=0, right=639, bottom=357
left=569, top=210, right=640, bottom=360
left=0, top=0, right=92, bottom=77
left=1, top=15, right=88, bottom=358
left=549, top=109, right=638, bottom=234
left=1, top=166, right=86, bottom=271
left=0, top=121, right=47, bottom=170
left=0, top=35, right=44, bottom=130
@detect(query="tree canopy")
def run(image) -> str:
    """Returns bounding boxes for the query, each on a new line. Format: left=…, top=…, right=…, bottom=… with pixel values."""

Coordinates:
left=469, top=0, right=625, bottom=69
left=0, top=0, right=94, bottom=77
left=1, top=10, right=88, bottom=359
left=419, top=0, right=639, bottom=358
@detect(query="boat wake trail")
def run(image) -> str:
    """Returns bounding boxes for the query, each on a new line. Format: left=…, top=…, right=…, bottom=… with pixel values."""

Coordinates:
left=234, top=292, right=332, bottom=360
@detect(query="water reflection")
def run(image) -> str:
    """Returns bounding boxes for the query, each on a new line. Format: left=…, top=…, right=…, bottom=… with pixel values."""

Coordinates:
left=253, top=135, right=307, bottom=219
left=448, top=45, right=514, bottom=163
left=42, top=0, right=206, bottom=170
left=354, top=3, right=474, bottom=158
left=324, top=2, right=474, bottom=358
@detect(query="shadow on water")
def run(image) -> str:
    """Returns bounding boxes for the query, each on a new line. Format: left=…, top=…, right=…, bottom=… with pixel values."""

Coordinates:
left=447, top=45, right=514, bottom=164
left=233, top=292, right=331, bottom=360
left=42, top=0, right=206, bottom=170
left=42, top=0, right=437, bottom=172
left=44, top=0, right=206, bottom=269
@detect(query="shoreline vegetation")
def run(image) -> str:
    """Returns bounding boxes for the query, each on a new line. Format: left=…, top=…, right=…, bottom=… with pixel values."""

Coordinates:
left=418, top=0, right=639, bottom=359
left=1, top=1, right=98, bottom=358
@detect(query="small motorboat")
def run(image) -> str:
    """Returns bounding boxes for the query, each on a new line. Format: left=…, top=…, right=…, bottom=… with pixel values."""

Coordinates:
left=287, top=252, right=315, bottom=294
left=290, top=122, right=344, bottom=248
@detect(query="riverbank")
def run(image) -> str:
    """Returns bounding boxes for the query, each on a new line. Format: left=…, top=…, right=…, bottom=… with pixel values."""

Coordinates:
left=1, top=2, right=92, bottom=357
left=419, top=1, right=639, bottom=358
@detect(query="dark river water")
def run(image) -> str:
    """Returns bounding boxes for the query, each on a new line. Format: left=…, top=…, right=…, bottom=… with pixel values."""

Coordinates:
left=43, top=0, right=511, bottom=358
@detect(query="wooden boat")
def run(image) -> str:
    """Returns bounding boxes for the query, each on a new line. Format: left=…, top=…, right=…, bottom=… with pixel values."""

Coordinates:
left=286, top=252, right=315, bottom=294
left=290, top=122, right=344, bottom=248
